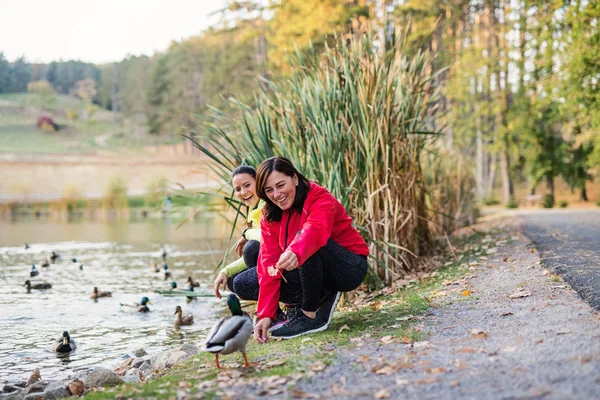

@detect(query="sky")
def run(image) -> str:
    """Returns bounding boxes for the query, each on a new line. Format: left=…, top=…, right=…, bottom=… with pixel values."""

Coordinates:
left=0, top=0, right=229, bottom=64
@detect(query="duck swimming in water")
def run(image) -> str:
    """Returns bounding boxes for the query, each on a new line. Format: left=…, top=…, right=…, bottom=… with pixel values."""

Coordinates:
left=30, top=265, right=39, bottom=277
left=24, top=280, right=52, bottom=291
left=204, top=294, right=253, bottom=368
left=187, top=276, right=200, bottom=288
left=49, top=251, right=60, bottom=263
left=120, top=296, right=151, bottom=312
left=52, top=331, right=77, bottom=353
left=90, top=287, right=112, bottom=299
left=41, top=258, right=50, bottom=268
left=173, top=305, right=194, bottom=328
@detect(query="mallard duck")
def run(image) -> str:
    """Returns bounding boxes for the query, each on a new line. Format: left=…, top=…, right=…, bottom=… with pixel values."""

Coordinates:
left=161, top=247, right=168, bottom=260
left=120, top=296, right=151, bottom=312
left=187, top=276, right=200, bottom=288
left=41, top=258, right=50, bottom=268
left=24, top=280, right=52, bottom=291
left=30, top=265, right=39, bottom=277
left=52, top=331, right=77, bottom=353
left=150, top=261, right=160, bottom=273
left=204, top=294, right=252, bottom=368
left=90, top=287, right=112, bottom=299
left=174, top=305, right=194, bottom=328
left=49, top=251, right=60, bottom=262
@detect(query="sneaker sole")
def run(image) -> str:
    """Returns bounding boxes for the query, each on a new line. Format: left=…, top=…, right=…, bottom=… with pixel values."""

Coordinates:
left=271, top=323, right=329, bottom=340
left=322, top=292, right=341, bottom=329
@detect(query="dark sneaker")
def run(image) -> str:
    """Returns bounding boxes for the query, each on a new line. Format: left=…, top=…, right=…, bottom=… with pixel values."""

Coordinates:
left=270, top=312, right=327, bottom=339
left=269, top=307, right=288, bottom=332
left=316, top=290, right=341, bottom=328
left=285, top=304, right=301, bottom=321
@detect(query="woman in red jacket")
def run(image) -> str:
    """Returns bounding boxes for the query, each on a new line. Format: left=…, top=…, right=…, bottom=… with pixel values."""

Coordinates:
left=253, top=156, right=369, bottom=342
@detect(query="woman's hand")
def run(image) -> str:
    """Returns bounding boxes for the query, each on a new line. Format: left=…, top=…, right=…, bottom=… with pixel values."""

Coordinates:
left=213, top=272, right=228, bottom=299
left=235, top=236, right=248, bottom=257
left=253, top=318, right=272, bottom=343
left=276, top=250, right=298, bottom=271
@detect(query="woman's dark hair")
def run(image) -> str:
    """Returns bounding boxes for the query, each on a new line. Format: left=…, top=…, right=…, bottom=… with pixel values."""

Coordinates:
left=256, top=156, right=310, bottom=222
left=230, top=165, right=256, bottom=181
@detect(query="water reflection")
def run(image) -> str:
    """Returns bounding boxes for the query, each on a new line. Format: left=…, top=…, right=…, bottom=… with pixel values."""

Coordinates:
left=0, top=218, right=232, bottom=384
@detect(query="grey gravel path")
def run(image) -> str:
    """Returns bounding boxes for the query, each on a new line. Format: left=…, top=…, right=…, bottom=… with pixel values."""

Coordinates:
left=521, top=210, right=600, bottom=310
left=286, top=221, right=600, bottom=399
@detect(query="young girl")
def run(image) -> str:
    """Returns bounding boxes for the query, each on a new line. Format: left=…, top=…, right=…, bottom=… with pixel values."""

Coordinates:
left=253, top=157, right=369, bottom=341
left=213, top=165, right=264, bottom=299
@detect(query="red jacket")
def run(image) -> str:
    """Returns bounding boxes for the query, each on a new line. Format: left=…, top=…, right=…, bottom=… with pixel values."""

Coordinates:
left=257, top=182, right=369, bottom=320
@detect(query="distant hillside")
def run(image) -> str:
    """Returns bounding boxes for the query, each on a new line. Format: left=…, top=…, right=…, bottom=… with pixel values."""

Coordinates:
left=0, top=93, right=155, bottom=154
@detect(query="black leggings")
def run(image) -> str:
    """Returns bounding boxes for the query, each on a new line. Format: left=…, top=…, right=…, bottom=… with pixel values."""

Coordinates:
left=229, top=239, right=368, bottom=311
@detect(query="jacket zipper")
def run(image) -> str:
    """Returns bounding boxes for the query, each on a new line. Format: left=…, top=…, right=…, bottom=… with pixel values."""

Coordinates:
left=284, top=212, right=291, bottom=248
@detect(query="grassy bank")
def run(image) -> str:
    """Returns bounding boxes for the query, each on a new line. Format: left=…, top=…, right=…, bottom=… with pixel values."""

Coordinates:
left=82, top=226, right=499, bottom=399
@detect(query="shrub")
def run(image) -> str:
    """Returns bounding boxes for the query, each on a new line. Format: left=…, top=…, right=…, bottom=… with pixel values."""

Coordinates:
left=558, top=200, right=568, bottom=208
left=483, top=197, right=500, bottom=206
left=542, top=194, right=555, bottom=208
left=36, top=115, right=58, bottom=132
left=506, top=196, right=519, bottom=209
left=103, top=176, right=128, bottom=209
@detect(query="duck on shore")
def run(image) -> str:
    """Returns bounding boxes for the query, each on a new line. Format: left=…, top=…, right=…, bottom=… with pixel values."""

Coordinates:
left=173, top=306, right=194, bottom=328
left=90, top=287, right=112, bottom=299
left=204, top=294, right=252, bottom=368
left=24, top=280, right=52, bottom=291
left=52, top=331, right=77, bottom=353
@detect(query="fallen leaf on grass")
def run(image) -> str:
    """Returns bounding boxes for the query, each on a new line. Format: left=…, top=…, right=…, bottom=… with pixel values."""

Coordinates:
left=381, top=335, right=395, bottom=344
left=395, top=378, right=410, bottom=386
left=264, top=359, right=286, bottom=368
left=339, top=324, right=350, bottom=333
left=462, top=290, right=471, bottom=296
left=417, top=377, right=438, bottom=385
left=301, top=337, right=313, bottom=343
left=556, top=329, right=571, bottom=335
left=453, top=347, right=475, bottom=354
left=310, top=362, right=326, bottom=372
left=424, top=367, right=446, bottom=374
left=374, top=388, right=391, bottom=399
left=500, top=311, right=514, bottom=317
left=471, top=328, right=488, bottom=339
left=374, top=366, right=396, bottom=375
left=356, top=355, right=369, bottom=363
left=508, top=290, right=532, bottom=299
left=408, top=340, right=433, bottom=349
left=530, top=248, right=536, bottom=253
left=290, top=389, right=318, bottom=398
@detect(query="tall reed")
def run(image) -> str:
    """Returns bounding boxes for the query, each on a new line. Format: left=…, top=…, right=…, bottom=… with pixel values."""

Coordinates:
left=188, top=29, right=475, bottom=285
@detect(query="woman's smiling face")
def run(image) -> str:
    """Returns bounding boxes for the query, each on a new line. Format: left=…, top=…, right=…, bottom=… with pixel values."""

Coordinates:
left=232, top=173, right=259, bottom=207
left=263, top=171, right=298, bottom=210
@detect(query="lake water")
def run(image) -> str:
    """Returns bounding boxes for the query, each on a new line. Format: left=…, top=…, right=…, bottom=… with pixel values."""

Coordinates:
left=0, top=216, right=233, bottom=384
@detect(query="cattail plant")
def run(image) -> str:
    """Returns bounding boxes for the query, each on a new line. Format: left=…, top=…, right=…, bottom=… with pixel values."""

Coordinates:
left=187, top=29, right=475, bottom=286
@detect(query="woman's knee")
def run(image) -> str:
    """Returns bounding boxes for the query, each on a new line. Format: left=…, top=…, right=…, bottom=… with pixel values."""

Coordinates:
left=243, top=240, right=260, bottom=267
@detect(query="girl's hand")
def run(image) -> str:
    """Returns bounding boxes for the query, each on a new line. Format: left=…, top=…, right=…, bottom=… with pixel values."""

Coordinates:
left=213, top=272, right=228, bottom=299
left=235, top=236, right=248, bottom=257
left=276, top=250, right=298, bottom=271
left=253, top=318, right=272, bottom=343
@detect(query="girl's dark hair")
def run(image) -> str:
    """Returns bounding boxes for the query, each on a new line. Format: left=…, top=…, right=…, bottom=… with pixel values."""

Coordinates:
left=230, top=165, right=256, bottom=181
left=256, top=156, right=310, bottom=222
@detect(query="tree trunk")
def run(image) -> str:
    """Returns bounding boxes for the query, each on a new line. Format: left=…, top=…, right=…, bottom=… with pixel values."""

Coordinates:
left=476, top=127, right=484, bottom=202
left=580, top=184, right=588, bottom=202
left=500, top=148, right=514, bottom=204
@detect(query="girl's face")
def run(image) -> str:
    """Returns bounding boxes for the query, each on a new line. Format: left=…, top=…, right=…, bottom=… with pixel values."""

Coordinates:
left=263, top=171, right=298, bottom=211
left=232, top=173, right=259, bottom=207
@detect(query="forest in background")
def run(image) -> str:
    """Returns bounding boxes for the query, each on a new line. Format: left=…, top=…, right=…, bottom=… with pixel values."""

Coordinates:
left=0, top=0, right=598, bottom=206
